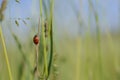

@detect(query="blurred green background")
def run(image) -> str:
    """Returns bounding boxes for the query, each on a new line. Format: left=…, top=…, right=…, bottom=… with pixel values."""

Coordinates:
left=0, top=0, right=120, bottom=80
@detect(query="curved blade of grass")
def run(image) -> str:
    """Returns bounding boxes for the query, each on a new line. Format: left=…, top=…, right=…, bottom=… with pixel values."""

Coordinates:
left=40, top=0, right=48, bottom=78
left=47, top=0, right=54, bottom=78
left=0, top=25, right=13, bottom=80
left=11, top=32, right=32, bottom=80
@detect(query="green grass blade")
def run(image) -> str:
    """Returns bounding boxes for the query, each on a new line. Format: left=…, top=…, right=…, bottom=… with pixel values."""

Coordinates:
left=47, top=0, right=54, bottom=78
left=0, top=25, right=13, bottom=80
left=40, top=0, right=48, bottom=78
left=76, top=37, right=81, bottom=80
left=88, top=0, right=103, bottom=80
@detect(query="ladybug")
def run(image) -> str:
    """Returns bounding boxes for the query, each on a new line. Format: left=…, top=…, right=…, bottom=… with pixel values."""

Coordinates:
left=33, top=35, right=39, bottom=45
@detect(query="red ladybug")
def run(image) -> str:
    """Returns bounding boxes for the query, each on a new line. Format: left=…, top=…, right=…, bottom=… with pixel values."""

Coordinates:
left=33, top=35, right=39, bottom=45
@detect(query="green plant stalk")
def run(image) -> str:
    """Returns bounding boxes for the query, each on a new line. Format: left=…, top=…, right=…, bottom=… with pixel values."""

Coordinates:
left=84, top=2, right=93, bottom=79
left=88, top=0, right=103, bottom=79
left=96, top=24, right=103, bottom=80
left=95, top=12, right=103, bottom=80
left=0, top=25, right=13, bottom=80
left=94, top=5, right=103, bottom=80
left=40, top=0, right=48, bottom=77
left=47, top=0, right=54, bottom=78
left=102, top=6, right=118, bottom=79
left=43, top=1, right=48, bottom=20
left=76, top=37, right=81, bottom=80
left=106, top=28, right=118, bottom=80
left=85, top=32, right=91, bottom=80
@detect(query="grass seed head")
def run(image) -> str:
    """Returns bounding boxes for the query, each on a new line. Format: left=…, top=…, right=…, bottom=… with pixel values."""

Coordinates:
left=44, top=20, right=48, bottom=37
left=0, top=13, right=4, bottom=21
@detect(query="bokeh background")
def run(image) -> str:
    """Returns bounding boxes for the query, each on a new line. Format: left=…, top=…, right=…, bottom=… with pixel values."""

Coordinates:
left=0, top=0, right=120, bottom=80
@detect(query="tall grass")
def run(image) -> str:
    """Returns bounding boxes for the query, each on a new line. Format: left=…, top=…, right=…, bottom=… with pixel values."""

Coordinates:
left=40, top=0, right=48, bottom=78
left=88, top=0, right=103, bottom=80
left=0, top=24, right=13, bottom=80
left=39, top=0, right=54, bottom=79
left=76, top=37, right=81, bottom=80
left=0, top=0, right=120, bottom=80
left=48, top=0, right=54, bottom=77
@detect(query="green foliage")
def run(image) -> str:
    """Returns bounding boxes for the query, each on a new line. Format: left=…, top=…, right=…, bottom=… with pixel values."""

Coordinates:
left=0, top=0, right=120, bottom=80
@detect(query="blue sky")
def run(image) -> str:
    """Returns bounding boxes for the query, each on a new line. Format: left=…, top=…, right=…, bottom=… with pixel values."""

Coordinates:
left=1, top=0, right=120, bottom=36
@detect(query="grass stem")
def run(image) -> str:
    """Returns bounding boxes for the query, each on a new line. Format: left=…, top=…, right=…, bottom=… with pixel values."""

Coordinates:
left=47, top=0, right=54, bottom=78
left=76, top=37, right=81, bottom=80
left=0, top=24, right=13, bottom=80
left=40, top=0, right=48, bottom=78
